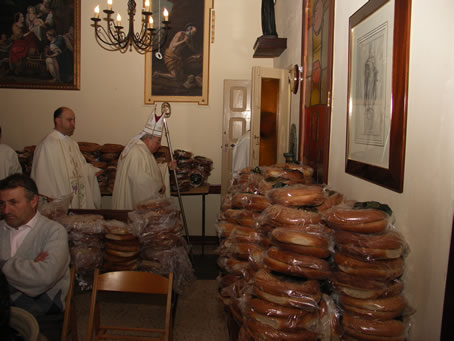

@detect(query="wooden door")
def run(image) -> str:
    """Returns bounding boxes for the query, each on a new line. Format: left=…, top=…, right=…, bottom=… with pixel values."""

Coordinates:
left=300, top=0, right=335, bottom=184
left=250, top=66, right=290, bottom=168
left=221, top=80, right=251, bottom=197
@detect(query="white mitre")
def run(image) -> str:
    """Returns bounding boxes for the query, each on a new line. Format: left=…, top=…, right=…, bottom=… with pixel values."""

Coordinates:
left=120, top=104, right=163, bottom=158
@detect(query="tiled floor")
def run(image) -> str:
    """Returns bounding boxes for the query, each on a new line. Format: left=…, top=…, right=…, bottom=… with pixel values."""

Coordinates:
left=72, top=244, right=228, bottom=341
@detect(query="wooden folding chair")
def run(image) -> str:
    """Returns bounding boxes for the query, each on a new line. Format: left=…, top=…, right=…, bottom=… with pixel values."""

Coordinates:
left=86, top=269, right=173, bottom=341
left=61, top=267, right=79, bottom=341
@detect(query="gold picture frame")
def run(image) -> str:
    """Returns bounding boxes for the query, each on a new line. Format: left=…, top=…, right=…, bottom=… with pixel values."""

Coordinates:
left=345, top=0, right=411, bottom=193
left=144, top=0, right=213, bottom=105
left=0, top=0, right=80, bottom=90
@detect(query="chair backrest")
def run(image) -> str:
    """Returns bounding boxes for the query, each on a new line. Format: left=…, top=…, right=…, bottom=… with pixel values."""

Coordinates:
left=86, top=269, right=173, bottom=341
left=61, top=267, right=78, bottom=341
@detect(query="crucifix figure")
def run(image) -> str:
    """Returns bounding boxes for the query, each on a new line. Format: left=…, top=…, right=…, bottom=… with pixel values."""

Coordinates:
left=261, top=0, right=277, bottom=37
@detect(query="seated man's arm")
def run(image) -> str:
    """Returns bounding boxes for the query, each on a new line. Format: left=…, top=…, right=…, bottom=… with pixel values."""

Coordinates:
left=2, top=225, right=70, bottom=297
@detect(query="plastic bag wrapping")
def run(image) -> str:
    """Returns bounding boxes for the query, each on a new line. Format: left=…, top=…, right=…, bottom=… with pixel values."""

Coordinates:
left=265, top=184, right=325, bottom=207
left=335, top=292, right=408, bottom=321
left=128, top=203, right=179, bottom=237
left=58, top=214, right=105, bottom=234
left=140, top=228, right=186, bottom=251
left=222, top=209, right=261, bottom=228
left=102, top=219, right=132, bottom=234
left=244, top=317, right=319, bottom=341
left=323, top=203, right=394, bottom=234
left=217, top=256, right=251, bottom=277
left=71, top=246, right=103, bottom=291
left=319, top=294, right=341, bottom=341
left=69, top=231, right=103, bottom=248
left=329, top=271, right=404, bottom=300
left=215, top=221, right=243, bottom=239
left=138, top=246, right=195, bottom=294
left=334, top=229, right=409, bottom=261
left=340, top=312, right=411, bottom=341
left=315, top=189, right=344, bottom=213
left=38, top=193, right=72, bottom=221
left=260, top=205, right=322, bottom=227
left=252, top=269, right=321, bottom=312
left=261, top=165, right=308, bottom=184
left=333, top=252, right=404, bottom=281
left=220, top=192, right=233, bottom=212
left=231, top=193, right=272, bottom=212
left=270, top=224, right=334, bottom=255
left=218, top=239, right=263, bottom=261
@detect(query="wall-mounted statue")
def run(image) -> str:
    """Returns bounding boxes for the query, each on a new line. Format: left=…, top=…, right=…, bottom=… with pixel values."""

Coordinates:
left=261, top=0, right=277, bottom=37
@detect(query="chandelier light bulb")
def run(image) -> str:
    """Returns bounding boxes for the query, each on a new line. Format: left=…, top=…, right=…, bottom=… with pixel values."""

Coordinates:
left=107, top=0, right=113, bottom=11
left=163, top=8, right=169, bottom=21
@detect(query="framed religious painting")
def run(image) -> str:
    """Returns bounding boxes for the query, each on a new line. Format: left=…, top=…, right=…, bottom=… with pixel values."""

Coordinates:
left=0, top=0, right=80, bottom=90
left=345, top=0, right=411, bottom=193
left=144, top=0, right=213, bottom=105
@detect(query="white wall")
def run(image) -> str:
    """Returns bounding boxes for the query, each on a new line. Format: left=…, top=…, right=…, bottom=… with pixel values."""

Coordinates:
left=0, top=0, right=273, bottom=236
left=330, top=0, right=454, bottom=340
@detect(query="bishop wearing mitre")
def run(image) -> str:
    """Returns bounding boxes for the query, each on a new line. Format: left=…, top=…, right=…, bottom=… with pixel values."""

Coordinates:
left=112, top=105, right=176, bottom=210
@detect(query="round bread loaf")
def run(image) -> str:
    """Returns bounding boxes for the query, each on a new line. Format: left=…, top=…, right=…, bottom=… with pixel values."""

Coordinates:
left=325, top=208, right=390, bottom=233
left=339, top=294, right=406, bottom=320
left=271, top=227, right=329, bottom=248
left=266, top=185, right=325, bottom=207
left=105, top=233, right=138, bottom=242
left=78, top=142, right=101, bottom=152
left=248, top=308, right=319, bottom=331
left=223, top=209, right=260, bottom=228
left=249, top=298, right=307, bottom=319
left=316, top=191, right=344, bottom=212
left=334, top=253, right=404, bottom=280
left=262, top=205, right=322, bottom=226
left=100, top=143, right=124, bottom=153
left=342, top=312, right=407, bottom=339
left=332, top=274, right=403, bottom=299
left=254, top=269, right=321, bottom=301
left=335, top=230, right=404, bottom=249
left=271, top=239, right=331, bottom=258
left=263, top=252, right=330, bottom=280
left=267, top=247, right=331, bottom=274
left=231, top=193, right=271, bottom=212
left=246, top=318, right=319, bottom=341
left=337, top=243, right=404, bottom=261
left=104, top=248, right=139, bottom=258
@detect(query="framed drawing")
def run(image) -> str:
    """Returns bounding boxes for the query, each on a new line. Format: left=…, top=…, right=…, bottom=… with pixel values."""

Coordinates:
left=145, top=0, right=213, bottom=105
left=0, top=0, right=80, bottom=90
left=345, top=0, right=411, bottom=193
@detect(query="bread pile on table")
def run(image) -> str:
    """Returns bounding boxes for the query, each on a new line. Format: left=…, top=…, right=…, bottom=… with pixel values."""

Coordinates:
left=78, top=142, right=124, bottom=195
left=128, top=197, right=195, bottom=294
left=217, top=163, right=413, bottom=340
left=16, top=145, right=35, bottom=176
left=58, top=214, right=105, bottom=290
left=171, top=149, right=213, bottom=192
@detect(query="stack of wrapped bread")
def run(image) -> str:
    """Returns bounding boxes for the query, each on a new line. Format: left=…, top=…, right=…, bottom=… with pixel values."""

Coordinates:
left=16, top=145, right=35, bottom=176
left=128, top=197, right=195, bottom=294
left=218, top=163, right=412, bottom=340
left=324, top=203, right=411, bottom=341
left=58, top=214, right=105, bottom=290
left=102, top=219, right=141, bottom=271
left=78, top=142, right=124, bottom=195
left=171, top=149, right=213, bottom=191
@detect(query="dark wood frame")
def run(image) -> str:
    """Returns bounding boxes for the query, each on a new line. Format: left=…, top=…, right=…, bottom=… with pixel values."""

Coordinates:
left=345, top=0, right=411, bottom=193
left=0, top=0, right=80, bottom=90
left=144, top=0, right=212, bottom=105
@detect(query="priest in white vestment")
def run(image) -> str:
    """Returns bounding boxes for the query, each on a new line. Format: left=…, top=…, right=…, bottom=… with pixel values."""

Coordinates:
left=0, top=125, right=22, bottom=179
left=232, top=130, right=251, bottom=178
left=31, top=107, right=102, bottom=209
left=112, top=105, right=176, bottom=210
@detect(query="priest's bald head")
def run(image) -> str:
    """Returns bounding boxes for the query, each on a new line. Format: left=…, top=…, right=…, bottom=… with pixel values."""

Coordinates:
left=54, top=107, right=76, bottom=136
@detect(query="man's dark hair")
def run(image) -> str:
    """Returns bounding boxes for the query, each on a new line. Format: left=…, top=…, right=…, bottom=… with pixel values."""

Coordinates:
left=0, top=174, right=39, bottom=201
left=53, top=107, right=65, bottom=126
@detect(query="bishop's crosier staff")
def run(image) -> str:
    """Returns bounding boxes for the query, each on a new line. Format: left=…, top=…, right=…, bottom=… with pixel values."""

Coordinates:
left=161, top=102, right=192, bottom=257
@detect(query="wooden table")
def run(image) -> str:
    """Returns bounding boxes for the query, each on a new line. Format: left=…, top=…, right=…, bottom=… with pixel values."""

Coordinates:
left=171, top=184, right=211, bottom=255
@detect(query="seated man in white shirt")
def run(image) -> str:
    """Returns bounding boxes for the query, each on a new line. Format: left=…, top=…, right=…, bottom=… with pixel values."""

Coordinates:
left=0, top=174, right=70, bottom=341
